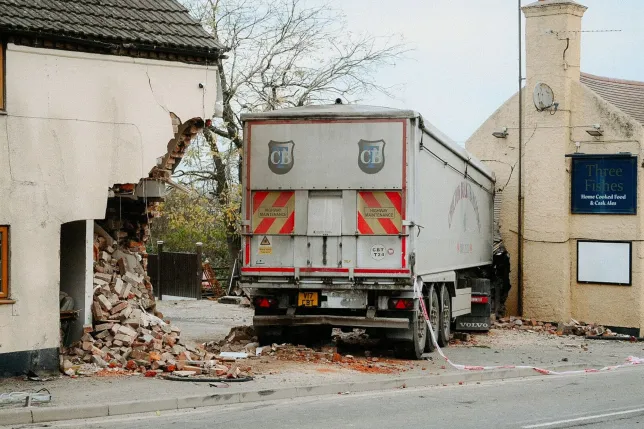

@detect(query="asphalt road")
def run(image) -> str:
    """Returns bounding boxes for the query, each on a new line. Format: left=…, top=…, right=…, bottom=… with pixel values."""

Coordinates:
left=8, top=367, right=644, bottom=429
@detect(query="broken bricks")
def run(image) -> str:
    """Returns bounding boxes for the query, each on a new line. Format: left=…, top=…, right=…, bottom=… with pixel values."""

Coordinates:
left=65, top=235, right=240, bottom=379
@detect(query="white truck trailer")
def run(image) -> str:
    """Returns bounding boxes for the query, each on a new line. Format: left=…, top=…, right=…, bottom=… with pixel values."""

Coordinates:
left=239, top=103, right=495, bottom=359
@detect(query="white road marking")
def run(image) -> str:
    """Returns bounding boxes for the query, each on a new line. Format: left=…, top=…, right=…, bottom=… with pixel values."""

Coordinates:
left=522, top=407, right=644, bottom=428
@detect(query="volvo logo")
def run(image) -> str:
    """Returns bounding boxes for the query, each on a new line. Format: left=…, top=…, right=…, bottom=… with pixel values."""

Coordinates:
left=458, top=322, right=489, bottom=329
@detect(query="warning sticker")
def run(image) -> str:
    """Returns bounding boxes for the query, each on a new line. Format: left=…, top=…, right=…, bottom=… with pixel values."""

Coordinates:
left=364, top=207, right=396, bottom=219
left=252, top=191, right=295, bottom=234
left=370, top=244, right=386, bottom=260
left=258, top=207, right=288, bottom=218
left=357, top=191, right=402, bottom=235
left=259, top=236, right=272, bottom=254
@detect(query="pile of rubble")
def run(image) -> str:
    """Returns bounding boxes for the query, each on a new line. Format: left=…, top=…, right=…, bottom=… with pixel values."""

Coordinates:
left=62, top=228, right=221, bottom=378
left=493, top=317, right=618, bottom=337
left=204, top=326, right=262, bottom=357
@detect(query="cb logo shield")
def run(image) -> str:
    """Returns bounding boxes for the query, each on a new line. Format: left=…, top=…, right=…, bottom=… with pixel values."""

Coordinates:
left=268, top=140, right=294, bottom=174
left=358, top=139, right=385, bottom=174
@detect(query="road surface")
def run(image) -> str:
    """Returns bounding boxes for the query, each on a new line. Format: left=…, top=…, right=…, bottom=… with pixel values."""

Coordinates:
left=7, top=367, right=644, bottom=429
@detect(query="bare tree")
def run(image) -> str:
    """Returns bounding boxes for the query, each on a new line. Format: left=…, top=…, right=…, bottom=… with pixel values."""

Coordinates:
left=175, top=0, right=408, bottom=264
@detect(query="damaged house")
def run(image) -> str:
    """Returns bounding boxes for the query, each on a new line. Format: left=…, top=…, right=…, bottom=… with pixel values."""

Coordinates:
left=0, top=0, right=224, bottom=375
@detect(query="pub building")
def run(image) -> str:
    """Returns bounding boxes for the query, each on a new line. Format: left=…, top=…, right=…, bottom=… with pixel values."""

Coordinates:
left=466, top=0, right=644, bottom=335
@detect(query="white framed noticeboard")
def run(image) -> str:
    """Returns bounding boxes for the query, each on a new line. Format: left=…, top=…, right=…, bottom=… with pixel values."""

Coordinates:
left=577, top=240, right=632, bottom=286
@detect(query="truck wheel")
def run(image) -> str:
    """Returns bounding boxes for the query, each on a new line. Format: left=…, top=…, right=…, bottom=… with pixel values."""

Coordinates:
left=438, top=284, right=451, bottom=347
left=396, top=308, right=427, bottom=360
left=425, top=285, right=440, bottom=352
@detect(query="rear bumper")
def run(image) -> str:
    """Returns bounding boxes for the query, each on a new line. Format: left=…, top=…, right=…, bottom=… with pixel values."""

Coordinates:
left=253, top=315, right=410, bottom=329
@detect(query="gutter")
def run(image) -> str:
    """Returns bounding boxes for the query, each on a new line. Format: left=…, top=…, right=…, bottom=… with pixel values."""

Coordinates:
left=1, top=28, right=227, bottom=60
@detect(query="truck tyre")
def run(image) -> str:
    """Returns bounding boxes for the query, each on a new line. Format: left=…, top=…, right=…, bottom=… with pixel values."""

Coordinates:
left=425, top=285, right=440, bottom=352
left=438, top=284, right=451, bottom=347
left=397, top=308, right=427, bottom=360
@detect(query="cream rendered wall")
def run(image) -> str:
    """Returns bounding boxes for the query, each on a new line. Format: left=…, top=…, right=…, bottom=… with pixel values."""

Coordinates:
left=519, top=1, right=585, bottom=323
left=0, top=44, right=219, bottom=355
left=568, top=84, right=644, bottom=329
left=466, top=0, right=644, bottom=328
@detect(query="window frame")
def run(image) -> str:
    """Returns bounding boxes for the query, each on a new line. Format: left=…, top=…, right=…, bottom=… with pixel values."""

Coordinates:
left=0, top=226, right=8, bottom=299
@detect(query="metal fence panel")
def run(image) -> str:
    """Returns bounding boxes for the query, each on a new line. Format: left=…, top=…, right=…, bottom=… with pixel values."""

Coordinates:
left=148, top=251, right=200, bottom=299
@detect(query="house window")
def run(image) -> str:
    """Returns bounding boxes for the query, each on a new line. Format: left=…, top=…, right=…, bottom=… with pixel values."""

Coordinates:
left=0, top=226, right=8, bottom=299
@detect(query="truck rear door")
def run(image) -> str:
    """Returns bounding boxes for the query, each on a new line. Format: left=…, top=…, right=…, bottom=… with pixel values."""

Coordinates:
left=307, top=191, right=342, bottom=267
left=242, top=118, right=409, bottom=277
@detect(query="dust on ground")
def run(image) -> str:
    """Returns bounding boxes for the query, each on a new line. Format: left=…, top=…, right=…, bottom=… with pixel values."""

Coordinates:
left=153, top=300, right=644, bottom=377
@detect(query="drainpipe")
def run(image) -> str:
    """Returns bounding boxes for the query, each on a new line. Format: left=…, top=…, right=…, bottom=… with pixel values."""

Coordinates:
left=517, top=0, right=524, bottom=316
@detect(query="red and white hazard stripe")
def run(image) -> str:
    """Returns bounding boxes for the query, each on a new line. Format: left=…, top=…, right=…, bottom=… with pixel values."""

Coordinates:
left=252, top=191, right=295, bottom=235
left=357, top=191, right=403, bottom=235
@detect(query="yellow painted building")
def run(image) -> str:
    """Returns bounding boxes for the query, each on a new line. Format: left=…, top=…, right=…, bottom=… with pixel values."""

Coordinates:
left=466, top=0, right=644, bottom=332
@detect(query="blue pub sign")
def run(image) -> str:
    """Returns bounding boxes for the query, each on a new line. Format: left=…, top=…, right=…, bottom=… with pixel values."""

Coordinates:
left=570, top=154, right=637, bottom=214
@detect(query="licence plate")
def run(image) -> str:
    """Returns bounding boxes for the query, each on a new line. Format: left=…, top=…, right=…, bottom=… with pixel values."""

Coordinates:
left=298, top=292, right=319, bottom=307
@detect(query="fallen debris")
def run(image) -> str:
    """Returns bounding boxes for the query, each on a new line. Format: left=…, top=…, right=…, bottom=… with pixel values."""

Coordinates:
left=0, top=390, right=52, bottom=407
left=61, top=231, right=226, bottom=379
left=218, top=296, right=242, bottom=305
left=493, top=317, right=618, bottom=338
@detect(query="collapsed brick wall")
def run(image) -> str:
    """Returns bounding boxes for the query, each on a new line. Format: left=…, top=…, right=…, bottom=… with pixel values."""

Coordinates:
left=60, top=117, right=208, bottom=375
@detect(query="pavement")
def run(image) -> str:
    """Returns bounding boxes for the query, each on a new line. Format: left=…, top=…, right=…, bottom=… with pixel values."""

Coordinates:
left=2, top=300, right=644, bottom=426
left=6, top=365, right=644, bottom=428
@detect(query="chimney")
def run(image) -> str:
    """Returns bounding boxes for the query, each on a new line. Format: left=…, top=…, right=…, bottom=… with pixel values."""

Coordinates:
left=522, top=0, right=587, bottom=100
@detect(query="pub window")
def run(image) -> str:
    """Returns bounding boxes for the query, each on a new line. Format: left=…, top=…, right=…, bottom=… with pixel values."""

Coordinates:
left=0, top=226, right=8, bottom=299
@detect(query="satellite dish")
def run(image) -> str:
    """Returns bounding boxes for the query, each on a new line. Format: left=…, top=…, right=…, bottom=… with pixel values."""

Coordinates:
left=533, top=82, right=554, bottom=111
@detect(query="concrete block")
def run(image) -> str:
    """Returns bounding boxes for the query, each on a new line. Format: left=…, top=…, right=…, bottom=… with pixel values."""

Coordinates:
left=94, top=273, right=112, bottom=283
left=0, top=408, right=33, bottom=425
left=109, top=398, right=178, bottom=416
left=95, top=322, right=114, bottom=332
left=118, top=325, right=137, bottom=337
left=32, top=405, right=108, bottom=423
left=218, top=296, right=242, bottom=305
left=123, top=272, right=143, bottom=286
left=97, top=294, right=112, bottom=311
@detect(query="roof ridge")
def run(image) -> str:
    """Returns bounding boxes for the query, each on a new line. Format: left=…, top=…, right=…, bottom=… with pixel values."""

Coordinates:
left=581, top=72, right=644, bottom=88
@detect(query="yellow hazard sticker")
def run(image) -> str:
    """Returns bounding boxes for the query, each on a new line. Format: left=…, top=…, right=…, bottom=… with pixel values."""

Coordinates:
left=258, top=236, right=272, bottom=254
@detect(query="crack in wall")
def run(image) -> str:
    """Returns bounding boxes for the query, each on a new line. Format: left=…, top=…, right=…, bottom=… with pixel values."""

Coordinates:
left=146, top=67, right=170, bottom=114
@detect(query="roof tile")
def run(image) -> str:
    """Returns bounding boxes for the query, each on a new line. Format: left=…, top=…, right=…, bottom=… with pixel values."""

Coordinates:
left=581, top=73, right=644, bottom=126
left=0, top=0, right=223, bottom=55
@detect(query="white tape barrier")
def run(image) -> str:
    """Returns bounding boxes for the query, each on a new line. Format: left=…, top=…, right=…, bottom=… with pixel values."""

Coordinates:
left=413, top=278, right=644, bottom=376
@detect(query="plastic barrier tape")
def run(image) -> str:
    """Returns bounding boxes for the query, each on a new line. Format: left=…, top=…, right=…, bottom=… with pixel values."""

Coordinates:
left=413, top=278, right=644, bottom=376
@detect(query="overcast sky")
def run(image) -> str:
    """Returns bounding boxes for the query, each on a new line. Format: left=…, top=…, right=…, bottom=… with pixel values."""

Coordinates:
left=323, top=0, right=644, bottom=145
